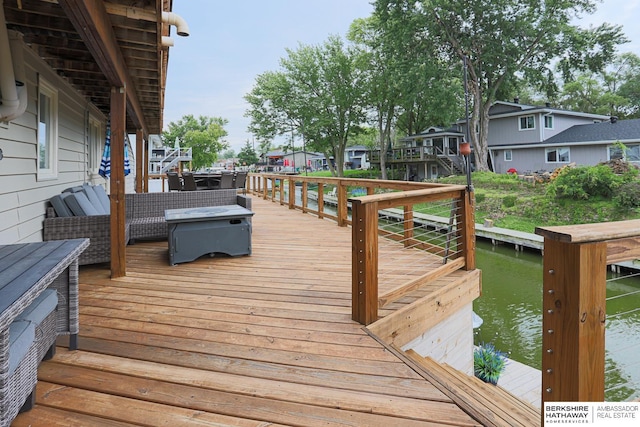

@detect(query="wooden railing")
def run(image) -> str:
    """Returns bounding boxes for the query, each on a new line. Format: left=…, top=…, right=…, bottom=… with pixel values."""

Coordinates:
left=248, top=173, right=476, bottom=325
left=536, top=220, right=640, bottom=410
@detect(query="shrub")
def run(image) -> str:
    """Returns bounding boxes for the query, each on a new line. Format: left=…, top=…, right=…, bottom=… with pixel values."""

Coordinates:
left=475, top=192, right=486, bottom=203
left=474, top=343, right=507, bottom=385
left=614, top=181, right=640, bottom=210
left=502, top=195, right=517, bottom=208
left=547, top=165, right=624, bottom=200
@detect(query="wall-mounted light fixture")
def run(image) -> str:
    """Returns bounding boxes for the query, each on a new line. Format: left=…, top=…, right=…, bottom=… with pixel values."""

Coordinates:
left=0, top=148, right=4, bottom=160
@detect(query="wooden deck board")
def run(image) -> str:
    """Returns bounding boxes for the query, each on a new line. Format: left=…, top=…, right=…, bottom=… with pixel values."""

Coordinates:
left=13, top=197, right=486, bottom=426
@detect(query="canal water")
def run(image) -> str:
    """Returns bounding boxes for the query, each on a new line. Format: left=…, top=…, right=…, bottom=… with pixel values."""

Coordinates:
left=474, top=240, right=640, bottom=401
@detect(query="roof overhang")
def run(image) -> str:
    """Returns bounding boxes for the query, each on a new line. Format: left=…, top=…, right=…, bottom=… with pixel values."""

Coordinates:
left=2, top=0, right=175, bottom=135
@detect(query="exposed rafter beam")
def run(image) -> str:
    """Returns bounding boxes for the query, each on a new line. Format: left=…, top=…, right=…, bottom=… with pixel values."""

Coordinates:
left=57, top=0, right=148, bottom=134
left=105, top=3, right=156, bottom=22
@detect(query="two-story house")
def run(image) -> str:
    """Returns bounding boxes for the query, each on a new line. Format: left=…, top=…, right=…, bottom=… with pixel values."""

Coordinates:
left=370, top=100, right=611, bottom=180
left=473, top=100, right=609, bottom=174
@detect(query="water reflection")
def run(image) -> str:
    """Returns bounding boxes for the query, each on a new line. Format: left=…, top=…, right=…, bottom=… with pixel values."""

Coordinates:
left=474, top=239, right=640, bottom=401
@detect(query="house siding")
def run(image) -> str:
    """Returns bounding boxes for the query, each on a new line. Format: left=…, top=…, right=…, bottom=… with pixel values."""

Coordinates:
left=492, top=144, right=611, bottom=174
left=0, top=40, right=107, bottom=244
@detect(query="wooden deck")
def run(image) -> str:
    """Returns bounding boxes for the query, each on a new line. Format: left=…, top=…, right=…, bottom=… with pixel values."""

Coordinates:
left=12, top=197, right=520, bottom=426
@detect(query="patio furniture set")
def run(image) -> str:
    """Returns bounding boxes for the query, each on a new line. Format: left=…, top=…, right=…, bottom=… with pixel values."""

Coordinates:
left=0, top=238, right=89, bottom=427
left=0, top=184, right=254, bottom=424
left=167, top=171, right=247, bottom=192
left=43, top=184, right=252, bottom=265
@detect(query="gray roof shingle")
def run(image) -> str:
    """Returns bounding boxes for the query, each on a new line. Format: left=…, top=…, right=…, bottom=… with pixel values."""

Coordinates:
left=544, top=118, right=640, bottom=144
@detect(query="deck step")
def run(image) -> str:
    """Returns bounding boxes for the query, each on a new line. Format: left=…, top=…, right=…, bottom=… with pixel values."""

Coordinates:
left=404, top=350, right=540, bottom=427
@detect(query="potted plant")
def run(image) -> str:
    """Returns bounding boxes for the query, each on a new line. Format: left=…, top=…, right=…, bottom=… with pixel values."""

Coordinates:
left=473, top=343, right=507, bottom=385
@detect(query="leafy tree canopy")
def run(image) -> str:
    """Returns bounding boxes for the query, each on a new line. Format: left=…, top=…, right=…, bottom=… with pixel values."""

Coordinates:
left=162, top=115, right=229, bottom=170
left=245, top=36, right=366, bottom=176
left=374, top=0, right=628, bottom=171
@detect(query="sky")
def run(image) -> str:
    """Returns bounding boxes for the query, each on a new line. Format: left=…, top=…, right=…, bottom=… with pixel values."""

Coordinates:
left=163, top=0, right=640, bottom=153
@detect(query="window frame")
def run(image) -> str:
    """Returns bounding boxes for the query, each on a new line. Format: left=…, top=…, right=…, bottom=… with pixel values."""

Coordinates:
left=519, top=115, right=535, bottom=131
left=545, top=147, right=570, bottom=164
left=504, top=149, right=513, bottom=162
left=87, top=115, right=102, bottom=171
left=544, top=115, right=554, bottom=129
left=37, top=78, right=59, bottom=180
left=608, top=144, right=640, bottom=162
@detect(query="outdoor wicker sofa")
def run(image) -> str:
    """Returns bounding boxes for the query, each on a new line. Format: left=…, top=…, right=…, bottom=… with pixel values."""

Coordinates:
left=0, top=239, right=88, bottom=427
left=43, top=187, right=251, bottom=265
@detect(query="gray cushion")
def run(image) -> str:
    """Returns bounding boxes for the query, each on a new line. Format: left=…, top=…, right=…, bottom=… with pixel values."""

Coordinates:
left=62, top=186, right=83, bottom=193
left=9, top=320, right=35, bottom=374
left=16, top=289, right=58, bottom=324
left=64, top=191, right=101, bottom=216
left=92, top=184, right=111, bottom=213
left=82, top=183, right=107, bottom=214
left=50, top=193, right=74, bottom=217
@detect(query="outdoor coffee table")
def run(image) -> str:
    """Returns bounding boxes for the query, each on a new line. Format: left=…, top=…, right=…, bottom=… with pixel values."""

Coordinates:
left=165, top=205, right=254, bottom=265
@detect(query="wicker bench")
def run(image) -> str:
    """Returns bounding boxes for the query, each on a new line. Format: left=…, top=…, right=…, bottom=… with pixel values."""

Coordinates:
left=0, top=238, right=88, bottom=427
left=43, top=189, right=251, bottom=265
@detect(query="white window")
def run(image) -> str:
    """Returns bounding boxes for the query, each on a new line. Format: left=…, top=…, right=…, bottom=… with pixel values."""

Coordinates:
left=519, top=115, right=535, bottom=130
left=544, top=115, right=554, bottom=129
left=546, top=147, right=570, bottom=163
left=88, top=116, right=102, bottom=171
left=504, top=149, right=512, bottom=161
left=37, top=78, right=58, bottom=180
left=608, top=144, right=640, bottom=162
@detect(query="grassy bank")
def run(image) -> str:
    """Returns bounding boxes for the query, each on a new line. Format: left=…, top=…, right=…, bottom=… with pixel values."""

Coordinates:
left=439, top=171, right=639, bottom=233
left=305, top=166, right=640, bottom=233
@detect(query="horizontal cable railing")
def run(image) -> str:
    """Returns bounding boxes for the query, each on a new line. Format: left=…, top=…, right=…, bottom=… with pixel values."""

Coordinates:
left=602, top=270, right=640, bottom=401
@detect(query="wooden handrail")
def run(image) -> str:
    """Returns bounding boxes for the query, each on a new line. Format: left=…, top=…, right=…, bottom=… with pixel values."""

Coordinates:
left=248, top=173, right=475, bottom=326
left=536, top=219, right=640, bottom=414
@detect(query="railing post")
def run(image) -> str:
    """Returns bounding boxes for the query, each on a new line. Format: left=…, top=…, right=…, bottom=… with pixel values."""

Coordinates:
left=317, top=183, right=324, bottom=219
left=352, top=200, right=378, bottom=325
left=262, top=176, right=268, bottom=200
left=288, top=178, right=294, bottom=208
left=459, top=189, right=476, bottom=270
left=403, top=205, right=413, bottom=247
left=337, top=183, right=348, bottom=227
left=302, top=182, right=308, bottom=213
left=541, top=239, right=606, bottom=409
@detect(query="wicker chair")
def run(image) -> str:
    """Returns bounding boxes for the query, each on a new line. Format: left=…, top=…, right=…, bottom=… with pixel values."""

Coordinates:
left=0, top=239, right=87, bottom=427
left=234, top=171, right=247, bottom=193
left=217, top=172, right=235, bottom=189
left=167, top=172, right=183, bottom=191
left=181, top=172, right=197, bottom=191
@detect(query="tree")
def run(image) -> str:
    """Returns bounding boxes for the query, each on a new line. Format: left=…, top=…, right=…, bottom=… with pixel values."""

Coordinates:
left=221, top=149, right=236, bottom=159
left=551, top=53, right=640, bottom=118
left=162, top=115, right=229, bottom=170
left=237, top=140, right=259, bottom=166
left=245, top=36, right=366, bottom=176
left=375, top=0, right=627, bottom=171
left=349, top=13, right=461, bottom=179
left=558, top=72, right=630, bottom=116
left=612, top=53, right=640, bottom=118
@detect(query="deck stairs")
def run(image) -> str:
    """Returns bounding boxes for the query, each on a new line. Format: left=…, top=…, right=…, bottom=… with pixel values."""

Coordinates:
left=436, top=155, right=465, bottom=175
left=367, top=267, right=541, bottom=427
left=152, top=148, right=193, bottom=174
left=403, top=352, right=541, bottom=427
